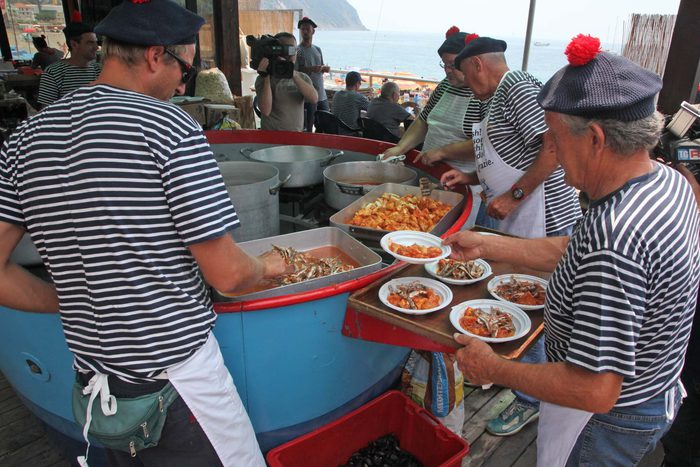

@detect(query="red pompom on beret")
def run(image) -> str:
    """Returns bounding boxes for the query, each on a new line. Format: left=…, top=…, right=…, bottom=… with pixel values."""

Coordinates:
left=464, top=33, right=479, bottom=45
left=565, top=34, right=601, bottom=67
left=445, top=26, right=460, bottom=38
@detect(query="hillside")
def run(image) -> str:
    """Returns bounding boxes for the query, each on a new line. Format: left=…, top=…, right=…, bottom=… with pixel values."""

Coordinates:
left=260, top=0, right=367, bottom=30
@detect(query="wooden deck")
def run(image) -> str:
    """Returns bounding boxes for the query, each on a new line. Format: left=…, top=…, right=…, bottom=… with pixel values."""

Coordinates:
left=0, top=371, right=664, bottom=467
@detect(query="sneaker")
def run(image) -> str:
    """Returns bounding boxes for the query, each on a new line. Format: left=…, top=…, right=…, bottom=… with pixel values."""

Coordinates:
left=486, top=399, right=539, bottom=436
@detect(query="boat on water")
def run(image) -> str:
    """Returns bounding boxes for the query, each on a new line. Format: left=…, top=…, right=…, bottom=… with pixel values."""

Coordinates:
left=534, top=41, right=550, bottom=46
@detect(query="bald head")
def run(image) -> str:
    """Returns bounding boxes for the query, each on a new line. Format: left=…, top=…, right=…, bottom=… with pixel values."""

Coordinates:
left=380, top=81, right=400, bottom=101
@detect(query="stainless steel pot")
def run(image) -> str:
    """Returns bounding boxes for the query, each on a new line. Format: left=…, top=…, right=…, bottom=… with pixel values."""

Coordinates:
left=323, top=161, right=418, bottom=210
left=240, top=146, right=343, bottom=187
left=217, top=161, right=288, bottom=242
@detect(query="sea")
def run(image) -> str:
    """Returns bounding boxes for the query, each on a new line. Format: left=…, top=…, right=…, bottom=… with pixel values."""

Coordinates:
left=313, top=30, right=620, bottom=84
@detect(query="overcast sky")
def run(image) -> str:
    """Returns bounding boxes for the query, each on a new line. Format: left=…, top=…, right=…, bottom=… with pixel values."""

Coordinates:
left=347, top=0, right=681, bottom=42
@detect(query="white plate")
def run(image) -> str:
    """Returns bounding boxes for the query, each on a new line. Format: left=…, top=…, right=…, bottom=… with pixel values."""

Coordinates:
left=378, top=277, right=453, bottom=315
left=487, top=274, right=549, bottom=310
left=450, top=299, right=531, bottom=343
left=424, top=259, right=492, bottom=285
left=380, top=231, right=451, bottom=264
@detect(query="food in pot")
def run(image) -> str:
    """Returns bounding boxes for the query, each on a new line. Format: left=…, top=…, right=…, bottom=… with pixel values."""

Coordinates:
left=348, top=193, right=451, bottom=232
left=459, top=306, right=516, bottom=338
left=271, top=245, right=354, bottom=285
left=389, top=241, right=442, bottom=259
left=436, top=258, right=485, bottom=280
left=493, top=276, right=546, bottom=306
left=387, top=280, right=442, bottom=310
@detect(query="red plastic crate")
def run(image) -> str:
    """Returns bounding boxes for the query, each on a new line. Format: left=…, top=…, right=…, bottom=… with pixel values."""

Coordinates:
left=266, top=390, right=469, bottom=467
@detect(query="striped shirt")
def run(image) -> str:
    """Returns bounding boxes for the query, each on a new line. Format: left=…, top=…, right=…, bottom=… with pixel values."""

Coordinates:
left=332, top=89, right=369, bottom=135
left=545, top=164, right=700, bottom=407
left=0, top=85, right=239, bottom=383
left=37, top=60, right=102, bottom=107
left=476, top=70, right=581, bottom=235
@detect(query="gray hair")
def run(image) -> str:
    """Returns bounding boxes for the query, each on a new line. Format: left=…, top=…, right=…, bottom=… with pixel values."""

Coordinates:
left=559, top=111, right=664, bottom=155
left=102, top=38, right=188, bottom=66
left=380, top=81, right=399, bottom=99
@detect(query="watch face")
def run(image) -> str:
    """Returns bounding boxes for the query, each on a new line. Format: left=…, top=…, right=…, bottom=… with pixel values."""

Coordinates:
left=512, top=188, right=524, bottom=200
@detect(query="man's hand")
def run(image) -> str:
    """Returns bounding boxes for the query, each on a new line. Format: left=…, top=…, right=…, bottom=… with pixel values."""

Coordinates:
left=441, top=169, right=475, bottom=190
left=413, top=148, right=444, bottom=166
left=487, top=191, right=520, bottom=220
left=442, top=231, right=485, bottom=261
left=257, top=57, right=269, bottom=74
left=453, top=333, right=500, bottom=385
left=321, top=65, right=330, bottom=73
left=380, top=146, right=403, bottom=160
left=259, top=249, right=291, bottom=279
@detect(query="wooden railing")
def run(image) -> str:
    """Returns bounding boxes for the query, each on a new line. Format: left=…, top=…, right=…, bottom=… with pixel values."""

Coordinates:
left=328, top=68, right=441, bottom=91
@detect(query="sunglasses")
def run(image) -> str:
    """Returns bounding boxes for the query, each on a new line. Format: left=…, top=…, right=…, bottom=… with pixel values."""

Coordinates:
left=165, top=48, right=195, bottom=84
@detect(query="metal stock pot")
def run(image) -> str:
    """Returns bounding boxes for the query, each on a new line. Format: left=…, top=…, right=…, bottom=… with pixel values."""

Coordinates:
left=323, top=161, right=418, bottom=210
left=240, top=146, right=343, bottom=187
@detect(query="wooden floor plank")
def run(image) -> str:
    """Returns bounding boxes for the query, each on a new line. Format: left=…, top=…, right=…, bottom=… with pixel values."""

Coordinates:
left=511, top=441, right=538, bottom=467
left=479, top=422, right=538, bottom=467
left=1, top=436, right=71, bottom=467
left=0, top=415, right=47, bottom=458
left=463, top=388, right=515, bottom=443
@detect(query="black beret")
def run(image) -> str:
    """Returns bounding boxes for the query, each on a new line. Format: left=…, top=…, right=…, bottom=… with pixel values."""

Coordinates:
left=298, top=16, right=317, bottom=28
left=438, top=26, right=467, bottom=56
left=537, top=35, right=662, bottom=122
left=94, top=0, right=205, bottom=46
left=454, top=36, right=507, bottom=69
left=63, top=22, right=93, bottom=42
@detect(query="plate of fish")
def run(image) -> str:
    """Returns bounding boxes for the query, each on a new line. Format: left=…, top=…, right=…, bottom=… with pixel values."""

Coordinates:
left=450, top=299, right=531, bottom=343
left=378, top=277, right=453, bottom=315
left=487, top=274, right=548, bottom=310
left=380, top=231, right=451, bottom=264
left=424, top=258, right=492, bottom=285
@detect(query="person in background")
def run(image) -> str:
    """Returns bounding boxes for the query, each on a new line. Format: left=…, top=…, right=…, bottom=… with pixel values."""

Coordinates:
left=295, top=16, right=330, bottom=132
left=661, top=163, right=700, bottom=466
left=331, top=70, right=369, bottom=135
left=36, top=14, right=101, bottom=109
left=366, top=81, right=414, bottom=138
left=447, top=34, right=699, bottom=466
left=255, top=31, right=318, bottom=132
left=31, top=35, right=63, bottom=70
left=0, top=0, right=288, bottom=464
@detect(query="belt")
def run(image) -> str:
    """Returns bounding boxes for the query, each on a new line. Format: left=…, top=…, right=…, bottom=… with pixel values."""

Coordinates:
left=78, top=371, right=168, bottom=398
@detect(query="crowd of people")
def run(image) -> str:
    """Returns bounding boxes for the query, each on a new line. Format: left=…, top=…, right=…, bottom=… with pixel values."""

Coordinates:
left=0, top=1, right=698, bottom=466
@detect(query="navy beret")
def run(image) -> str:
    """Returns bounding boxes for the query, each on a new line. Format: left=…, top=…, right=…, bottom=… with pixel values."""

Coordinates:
left=438, top=26, right=467, bottom=56
left=454, top=36, right=507, bottom=69
left=298, top=16, right=317, bottom=28
left=63, top=22, right=93, bottom=42
left=95, top=0, right=205, bottom=46
left=537, top=35, right=662, bottom=122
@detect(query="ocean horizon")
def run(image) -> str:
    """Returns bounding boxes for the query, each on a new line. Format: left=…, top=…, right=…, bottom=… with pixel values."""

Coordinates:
left=313, top=30, right=622, bottom=84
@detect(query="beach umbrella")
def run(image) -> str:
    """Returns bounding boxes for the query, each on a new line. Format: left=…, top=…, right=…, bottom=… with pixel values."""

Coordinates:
left=23, top=27, right=36, bottom=33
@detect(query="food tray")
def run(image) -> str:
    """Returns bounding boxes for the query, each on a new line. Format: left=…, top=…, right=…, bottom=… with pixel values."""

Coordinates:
left=329, top=183, right=465, bottom=242
left=215, top=227, right=382, bottom=301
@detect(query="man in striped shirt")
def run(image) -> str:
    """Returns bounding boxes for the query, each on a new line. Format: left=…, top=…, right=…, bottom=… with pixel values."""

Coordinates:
left=446, top=35, right=699, bottom=466
left=36, top=19, right=101, bottom=109
left=0, top=0, right=286, bottom=465
left=331, top=71, right=369, bottom=135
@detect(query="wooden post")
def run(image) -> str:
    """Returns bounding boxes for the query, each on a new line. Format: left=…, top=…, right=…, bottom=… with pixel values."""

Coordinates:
left=658, top=0, right=700, bottom=113
left=214, top=0, right=242, bottom=96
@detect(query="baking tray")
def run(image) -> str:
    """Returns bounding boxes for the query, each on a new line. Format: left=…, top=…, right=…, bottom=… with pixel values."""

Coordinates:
left=329, top=183, right=465, bottom=242
left=215, top=227, right=383, bottom=302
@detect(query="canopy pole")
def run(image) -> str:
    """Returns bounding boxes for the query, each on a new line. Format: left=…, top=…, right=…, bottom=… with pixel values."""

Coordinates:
left=521, top=0, right=537, bottom=71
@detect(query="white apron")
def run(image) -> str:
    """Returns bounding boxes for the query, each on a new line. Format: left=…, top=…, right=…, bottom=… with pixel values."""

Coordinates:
left=537, top=402, right=593, bottom=467
left=424, top=88, right=475, bottom=173
left=472, top=114, right=546, bottom=238
left=167, top=333, right=266, bottom=467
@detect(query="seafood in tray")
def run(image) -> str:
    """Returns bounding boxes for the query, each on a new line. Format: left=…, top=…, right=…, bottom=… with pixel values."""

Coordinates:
left=348, top=193, right=451, bottom=232
left=378, top=277, right=453, bottom=315
left=488, top=274, right=548, bottom=310
left=272, top=245, right=354, bottom=285
left=450, top=299, right=531, bottom=343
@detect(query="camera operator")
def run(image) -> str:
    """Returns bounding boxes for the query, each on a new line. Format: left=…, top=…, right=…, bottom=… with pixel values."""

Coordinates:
left=254, top=32, right=318, bottom=132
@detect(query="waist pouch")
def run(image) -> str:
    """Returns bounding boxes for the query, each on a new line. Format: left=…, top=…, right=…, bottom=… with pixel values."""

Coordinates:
left=72, top=374, right=179, bottom=458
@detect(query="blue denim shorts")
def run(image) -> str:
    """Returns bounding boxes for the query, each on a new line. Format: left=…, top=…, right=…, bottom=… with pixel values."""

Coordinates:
left=566, top=382, right=683, bottom=467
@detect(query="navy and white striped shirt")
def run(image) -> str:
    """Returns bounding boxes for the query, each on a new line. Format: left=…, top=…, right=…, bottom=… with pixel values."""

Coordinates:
left=419, top=79, right=483, bottom=140
left=37, top=60, right=102, bottom=107
left=0, top=85, right=239, bottom=382
left=545, top=164, right=700, bottom=407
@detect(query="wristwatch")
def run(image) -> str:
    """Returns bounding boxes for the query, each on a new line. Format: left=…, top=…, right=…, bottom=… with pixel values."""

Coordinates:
left=511, top=185, right=525, bottom=200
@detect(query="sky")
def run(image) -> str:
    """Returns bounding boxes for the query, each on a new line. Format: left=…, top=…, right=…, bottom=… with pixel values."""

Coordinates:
left=346, top=0, right=681, bottom=42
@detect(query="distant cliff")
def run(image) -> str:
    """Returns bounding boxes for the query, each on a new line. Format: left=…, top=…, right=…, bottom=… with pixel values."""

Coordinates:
left=260, top=0, right=367, bottom=30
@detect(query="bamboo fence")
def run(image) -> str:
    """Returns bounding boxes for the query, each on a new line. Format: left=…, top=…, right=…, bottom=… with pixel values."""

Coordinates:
left=622, top=14, right=676, bottom=77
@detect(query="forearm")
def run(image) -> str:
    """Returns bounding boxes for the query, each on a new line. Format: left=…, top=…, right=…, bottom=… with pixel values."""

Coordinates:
left=515, top=141, right=559, bottom=195
left=441, top=140, right=475, bottom=162
left=481, top=235, right=568, bottom=271
left=293, top=72, right=318, bottom=103
left=258, top=77, right=273, bottom=116
left=395, top=118, right=429, bottom=153
left=190, top=235, right=267, bottom=293
left=0, top=263, right=59, bottom=313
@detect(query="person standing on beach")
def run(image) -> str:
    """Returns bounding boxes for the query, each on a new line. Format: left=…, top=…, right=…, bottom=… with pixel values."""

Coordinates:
left=296, top=16, right=330, bottom=132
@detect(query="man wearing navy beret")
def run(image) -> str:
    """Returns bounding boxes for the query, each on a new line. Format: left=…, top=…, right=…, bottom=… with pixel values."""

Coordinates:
left=446, top=34, right=699, bottom=466
left=0, top=0, right=288, bottom=466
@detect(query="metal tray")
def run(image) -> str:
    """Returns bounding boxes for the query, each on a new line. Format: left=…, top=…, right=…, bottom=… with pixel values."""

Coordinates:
left=215, top=226, right=383, bottom=302
left=329, top=183, right=465, bottom=242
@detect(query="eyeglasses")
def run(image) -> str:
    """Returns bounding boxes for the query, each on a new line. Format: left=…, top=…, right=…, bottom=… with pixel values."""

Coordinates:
left=439, top=61, right=456, bottom=70
left=165, top=48, right=195, bottom=84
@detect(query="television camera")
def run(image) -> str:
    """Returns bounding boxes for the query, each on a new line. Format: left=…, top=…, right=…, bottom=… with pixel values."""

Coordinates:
left=246, top=34, right=295, bottom=79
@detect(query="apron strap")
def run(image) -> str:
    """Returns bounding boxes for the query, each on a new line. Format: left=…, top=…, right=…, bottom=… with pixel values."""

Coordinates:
left=77, top=373, right=117, bottom=467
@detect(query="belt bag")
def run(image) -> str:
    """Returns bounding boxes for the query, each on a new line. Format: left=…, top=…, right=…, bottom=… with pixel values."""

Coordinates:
left=72, top=373, right=179, bottom=460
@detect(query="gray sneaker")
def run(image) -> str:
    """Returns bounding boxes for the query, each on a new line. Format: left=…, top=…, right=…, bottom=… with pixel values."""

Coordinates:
left=486, top=399, right=539, bottom=436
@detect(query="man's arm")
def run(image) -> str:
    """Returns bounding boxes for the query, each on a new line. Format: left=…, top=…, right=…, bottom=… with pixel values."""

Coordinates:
left=414, top=140, right=474, bottom=166
left=455, top=334, right=623, bottom=413
left=255, top=58, right=273, bottom=117
left=292, top=71, right=318, bottom=104
left=0, top=221, right=59, bottom=313
left=381, top=117, right=429, bottom=159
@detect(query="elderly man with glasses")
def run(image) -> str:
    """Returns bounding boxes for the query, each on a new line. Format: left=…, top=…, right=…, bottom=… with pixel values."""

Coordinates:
left=0, top=0, right=289, bottom=465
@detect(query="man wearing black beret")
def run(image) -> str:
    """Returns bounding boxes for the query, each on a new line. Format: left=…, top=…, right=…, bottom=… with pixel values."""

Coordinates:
left=295, top=16, right=330, bottom=132
left=36, top=14, right=100, bottom=108
left=0, top=0, right=288, bottom=466
left=446, top=34, right=699, bottom=466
